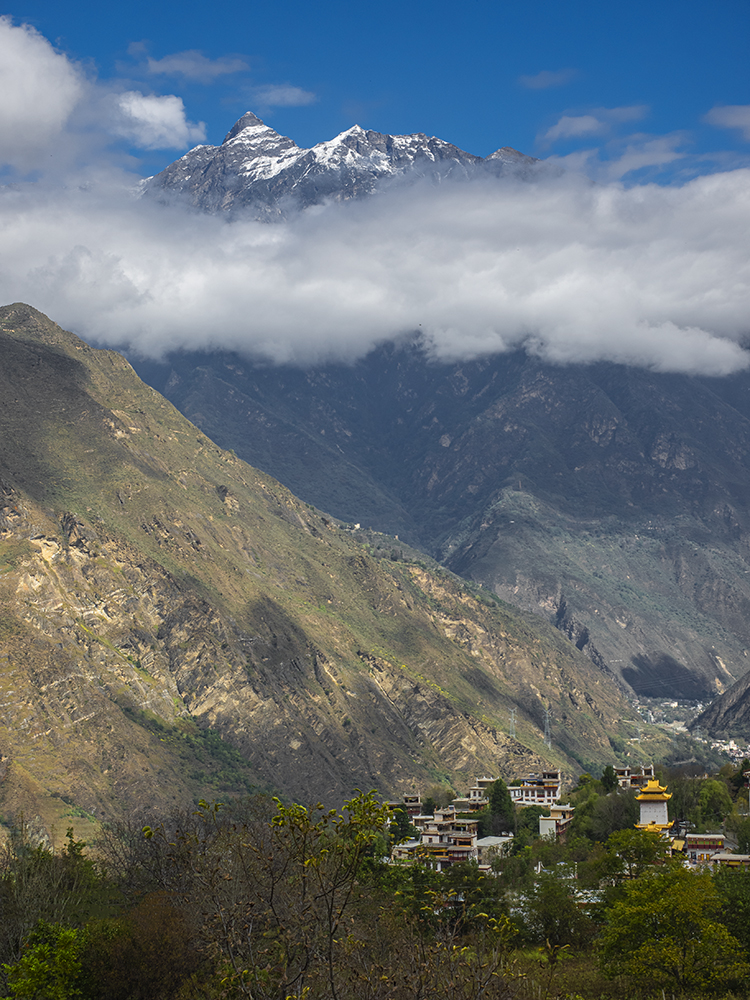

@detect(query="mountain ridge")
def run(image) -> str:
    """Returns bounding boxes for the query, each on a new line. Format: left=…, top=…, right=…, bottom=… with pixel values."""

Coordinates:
left=131, top=340, right=750, bottom=706
left=143, top=110, right=536, bottom=217
left=0, top=304, right=649, bottom=842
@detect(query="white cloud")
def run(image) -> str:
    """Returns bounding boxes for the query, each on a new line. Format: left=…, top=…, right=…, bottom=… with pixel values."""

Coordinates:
left=0, top=16, right=85, bottom=170
left=602, top=105, right=649, bottom=123
left=111, top=92, right=206, bottom=149
left=250, top=84, right=318, bottom=109
left=1, top=166, right=748, bottom=377
left=145, top=49, right=249, bottom=82
left=0, top=21, right=746, bottom=380
left=602, top=134, right=687, bottom=180
left=543, top=115, right=606, bottom=143
left=519, top=68, right=577, bottom=90
left=705, top=105, right=750, bottom=141
left=542, top=106, right=649, bottom=145
left=0, top=20, right=209, bottom=169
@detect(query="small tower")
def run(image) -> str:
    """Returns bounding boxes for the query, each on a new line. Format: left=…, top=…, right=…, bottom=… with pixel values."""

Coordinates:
left=635, top=778, right=672, bottom=832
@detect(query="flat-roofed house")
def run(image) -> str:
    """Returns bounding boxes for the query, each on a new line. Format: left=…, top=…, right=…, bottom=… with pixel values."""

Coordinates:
left=509, top=770, right=562, bottom=806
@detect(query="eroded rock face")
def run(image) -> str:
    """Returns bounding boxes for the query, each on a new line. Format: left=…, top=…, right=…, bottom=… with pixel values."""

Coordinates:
left=692, top=667, right=750, bottom=737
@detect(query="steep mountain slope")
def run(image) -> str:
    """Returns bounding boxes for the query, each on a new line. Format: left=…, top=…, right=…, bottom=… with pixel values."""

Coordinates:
left=143, top=111, right=535, bottom=217
left=133, top=342, right=750, bottom=702
left=691, top=669, right=750, bottom=737
left=0, top=305, right=643, bottom=840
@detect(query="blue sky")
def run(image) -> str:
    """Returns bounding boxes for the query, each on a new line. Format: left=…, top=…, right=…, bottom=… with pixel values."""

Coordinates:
left=0, top=1, right=748, bottom=374
left=5, top=0, right=750, bottom=179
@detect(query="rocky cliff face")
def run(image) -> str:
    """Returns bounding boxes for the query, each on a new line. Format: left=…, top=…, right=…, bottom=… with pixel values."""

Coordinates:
left=691, top=669, right=750, bottom=737
left=0, top=305, right=639, bottom=842
left=142, top=111, right=535, bottom=217
left=134, top=342, right=750, bottom=703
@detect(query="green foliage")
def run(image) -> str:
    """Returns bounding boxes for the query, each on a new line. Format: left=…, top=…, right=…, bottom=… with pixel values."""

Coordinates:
left=2, top=921, right=84, bottom=1000
left=713, top=867, right=750, bottom=954
left=422, top=784, right=455, bottom=816
left=568, top=784, right=638, bottom=844
left=388, top=807, right=418, bottom=846
left=11, top=782, right=750, bottom=1000
left=599, top=866, right=750, bottom=994
left=600, top=764, right=618, bottom=793
left=736, top=815, right=750, bottom=854
left=523, top=872, right=592, bottom=955
left=476, top=779, right=515, bottom=836
left=699, top=778, right=733, bottom=827
left=0, top=826, right=113, bottom=971
left=79, top=894, right=205, bottom=1000
left=588, top=828, right=674, bottom=904
left=669, top=773, right=734, bottom=831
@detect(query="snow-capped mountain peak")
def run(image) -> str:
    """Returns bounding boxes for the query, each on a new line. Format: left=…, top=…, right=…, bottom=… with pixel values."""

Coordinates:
left=144, top=111, right=536, bottom=218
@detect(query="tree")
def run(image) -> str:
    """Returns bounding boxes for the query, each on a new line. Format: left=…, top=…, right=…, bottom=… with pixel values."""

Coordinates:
left=599, top=866, right=749, bottom=994
left=422, top=784, right=454, bottom=815
left=591, top=828, right=674, bottom=903
left=389, top=807, right=418, bottom=846
left=488, top=779, right=514, bottom=829
left=714, top=866, right=750, bottom=952
left=0, top=825, right=110, bottom=971
left=477, top=779, right=515, bottom=836
left=601, top=764, right=619, bottom=793
left=699, top=779, right=733, bottom=827
left=568, top=783, right=638, bottom=844
left=80, top=893, right=206, bottom=1000
left=737, top=815, right=750, bottom=853
left=1, top=921, right=84, bottom=1000
left=140, top=791, right=393, bottom=1000
left=524, top=872, right=591, bottom=958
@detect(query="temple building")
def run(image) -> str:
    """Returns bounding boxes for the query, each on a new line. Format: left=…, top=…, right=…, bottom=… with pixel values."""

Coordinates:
left=635, top=778, right=672, bottom=832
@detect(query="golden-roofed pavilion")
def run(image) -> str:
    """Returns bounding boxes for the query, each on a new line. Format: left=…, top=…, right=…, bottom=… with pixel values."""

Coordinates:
left=635, top=778, right=672, bottom=831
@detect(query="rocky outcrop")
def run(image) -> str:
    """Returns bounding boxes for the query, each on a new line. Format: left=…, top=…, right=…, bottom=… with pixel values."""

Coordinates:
left=691, top=668, right=750, bottom=737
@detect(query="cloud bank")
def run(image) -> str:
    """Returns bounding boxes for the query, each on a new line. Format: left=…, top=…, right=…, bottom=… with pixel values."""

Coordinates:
left=0, top=167, right=747, bottom=375
left=0, top=16, right=85, bottom=170
left=0, top=16, right=748, bottom=377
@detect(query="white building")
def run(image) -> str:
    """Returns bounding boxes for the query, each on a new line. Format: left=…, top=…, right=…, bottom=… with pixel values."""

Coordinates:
left=509, top=770, right=562, bottom=806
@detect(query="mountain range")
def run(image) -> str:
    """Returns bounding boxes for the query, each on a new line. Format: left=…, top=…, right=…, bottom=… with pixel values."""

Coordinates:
left=135, top=110, right=750, bottom=733
left=134, top=340, right=750, bottom=711
left=0, top=304, right=658, bottom=844
left=143, top=111, right=536, bottom=217
left=2, top=111, right=747, bottom=842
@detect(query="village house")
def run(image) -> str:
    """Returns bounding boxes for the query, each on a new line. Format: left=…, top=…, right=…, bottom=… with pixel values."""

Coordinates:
left=476, top=834, right=514, bottom=869
left=711, top=852, right=750, bottom=869
left=683, top=832, right=725, bottom=864
left=451, top=775, right=496, bottom=813
left=412, top=806, right=478, bottom=871
left=614, top=764, right=655, bottom=789
left=539, top=802, right=575, bottom=840
left=508, top=770, right=562, bottom=806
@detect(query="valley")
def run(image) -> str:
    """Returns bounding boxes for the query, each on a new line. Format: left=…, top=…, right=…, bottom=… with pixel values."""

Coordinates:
left=134, top=342, right=750, bottom=709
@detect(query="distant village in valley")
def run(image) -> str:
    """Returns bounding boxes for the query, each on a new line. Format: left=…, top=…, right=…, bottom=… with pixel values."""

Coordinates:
left=387, top=763, right=750, bottom=873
